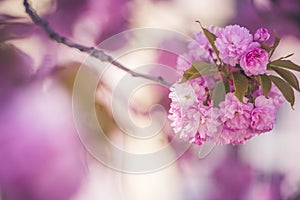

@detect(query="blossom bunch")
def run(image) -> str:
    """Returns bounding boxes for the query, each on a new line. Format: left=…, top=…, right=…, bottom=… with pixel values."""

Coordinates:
left=169, top=24, right=300, bottom=145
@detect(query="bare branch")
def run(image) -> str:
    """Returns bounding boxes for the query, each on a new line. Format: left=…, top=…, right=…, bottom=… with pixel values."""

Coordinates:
left=23, top=0, right=172, bottom=87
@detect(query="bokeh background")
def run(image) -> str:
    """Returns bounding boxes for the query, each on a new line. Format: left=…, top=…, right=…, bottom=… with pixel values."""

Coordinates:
left=1, top=0, right=300, bottom=199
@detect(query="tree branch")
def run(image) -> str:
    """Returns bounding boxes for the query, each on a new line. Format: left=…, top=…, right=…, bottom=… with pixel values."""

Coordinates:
left=23, top=0, right=172, bottom=87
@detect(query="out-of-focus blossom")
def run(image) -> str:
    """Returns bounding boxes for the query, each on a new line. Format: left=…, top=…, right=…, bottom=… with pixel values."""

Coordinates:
left=208, top=147, right=254, bottom=200
left=73, top=0, right=132, bottom=46
left=0, top=44, right=33, bottom=104
left=0, top=82, right=85, bottom=200
left=0, top=20, right=34, bottom=42
left=247, top=173, right=285, bottom=200
left=240, top=46, right=268, bottom=76
left=46, top=0, right=89, bottom=36
left=42, top=0, right=132, bottom=49
left=231, top=0, right=300, bottom=39
left=215, top=25, right=254, bottom=66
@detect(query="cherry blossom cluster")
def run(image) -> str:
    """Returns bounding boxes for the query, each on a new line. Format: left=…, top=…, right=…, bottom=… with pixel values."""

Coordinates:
left=169, top=24, right=299, bottom=145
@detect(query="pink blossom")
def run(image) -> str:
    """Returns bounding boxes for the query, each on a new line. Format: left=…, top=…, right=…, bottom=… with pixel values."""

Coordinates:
left=221, top=128, right=256, bottom=145
left=220, top=93, right=253, bottom=130
left=194, top=26, right=221, bottom=64
left=168, top=81, right=221, bottom=144
left=190, top=132, right=206, bottom=145
left=169, top=82, right=198, bottom=107
left=177, top=52, right=194, bottom=75
left=169, top=83, right=199, bottom=139
left=176, top=40, right=210, bottom=75
left=177, top=27, right=222, bottom=75
left=215, top=25, right=254, bottom=66
left=254, top=28, right=270, bottom=42
left=240, top=47, right=269, bottom=76
left=179, top=107, right=201, bottom=140
left=194, top=31, right=210, bottom=47
left=199, top=106, right=223, bottom=139
left=190, top=106, right=223, bottom=145
left=189, top=80, right=207, bottom=102
left=268, top=85, right=286, bottom=109
left=254, top=84, right=285, bottom=110
left=194, top=26, right=221, bottom=46
left=251, top=96, right=276, bottom=131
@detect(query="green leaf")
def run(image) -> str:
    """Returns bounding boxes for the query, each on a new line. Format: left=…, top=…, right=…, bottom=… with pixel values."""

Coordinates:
left=270, top=66, right=300, bottom=91
left=269, top=33, right=280, bottom=59
left=269, top=75, right=295, bottom=107
left=196, top=21, right=221, bottom=63
left=278, top=53, right=294, bottom=60
left=181, top=61, right=218, bottom=82
left=260, top=43, right=272, bottom=53
left=232, top=72, right=248, bottom=102
left=224, top=81, right=230, bottom=93
left=258, top=74, right=272, bottom=97
left=212, top=82, right=226, bottom=107
left=269, top=60, right=300, bottom=72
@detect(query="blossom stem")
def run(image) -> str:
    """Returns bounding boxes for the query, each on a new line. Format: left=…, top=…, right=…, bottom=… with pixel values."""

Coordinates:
left=22, top=0, right=172, bottom=87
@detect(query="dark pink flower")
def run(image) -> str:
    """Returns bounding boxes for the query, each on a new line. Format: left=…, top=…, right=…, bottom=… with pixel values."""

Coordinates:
left=254, top=28, right=270, bottom=42
left=220, top=93, right=253, bottom=130
left=240, top=47, right=268, bottom=76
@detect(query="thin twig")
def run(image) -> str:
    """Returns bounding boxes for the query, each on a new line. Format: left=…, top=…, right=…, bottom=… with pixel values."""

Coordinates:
left=23, top=0, right=172, bottom=87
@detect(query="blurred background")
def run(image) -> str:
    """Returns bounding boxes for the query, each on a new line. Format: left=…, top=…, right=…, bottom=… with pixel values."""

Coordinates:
left=1, top=0, right=300, bottom=199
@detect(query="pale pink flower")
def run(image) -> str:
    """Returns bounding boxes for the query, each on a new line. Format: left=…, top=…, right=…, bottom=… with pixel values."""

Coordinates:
left=240, top=47, right=269, bottom=76
left=169, top=82, right=198, bottom=107
left=254, top=28, right=270, bottom=42
left=254, top=84, right=285, bottom=110
left=168, top=81, right=221, bottom=144
left=169, top=83, right=199, bottom=139
left=179, top=107, right=200, bottom=140
left=268, top=85, right=285, bottom=109
left=198, top=106, right=219, bottom=137
left=215, top=25, right=254, bottom=66
left=251, top=96, right=276, bottom=131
